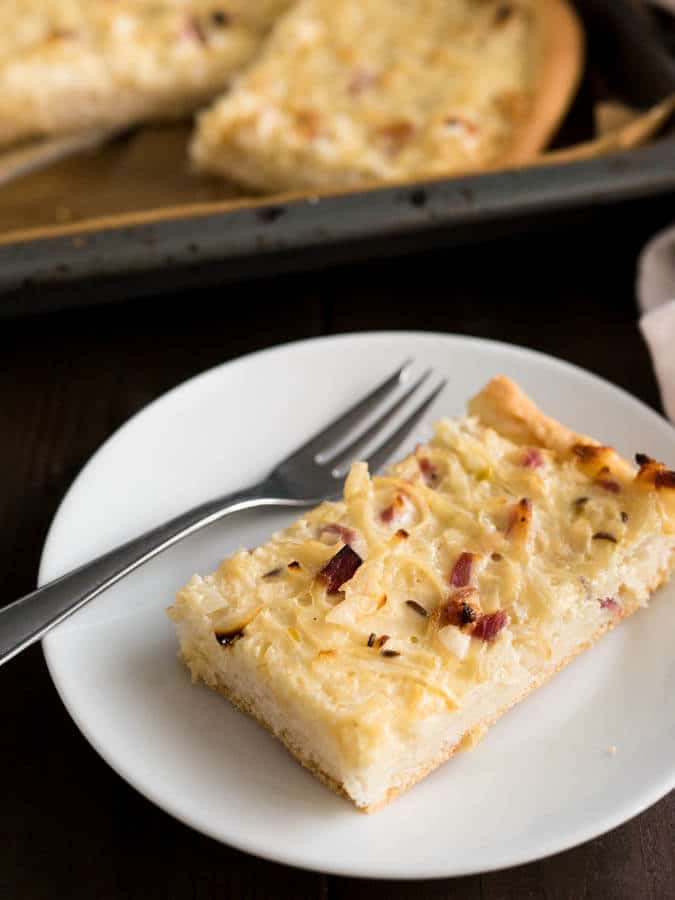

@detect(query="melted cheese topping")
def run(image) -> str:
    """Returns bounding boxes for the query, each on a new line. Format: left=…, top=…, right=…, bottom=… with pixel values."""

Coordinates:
left=0, top=1, right=291, bottom=146
left=172, top=415, right=675, bottom=766
left=192, top=0, right=538, bottom=189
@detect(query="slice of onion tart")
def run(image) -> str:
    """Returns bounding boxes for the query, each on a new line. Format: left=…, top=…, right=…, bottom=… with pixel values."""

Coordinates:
left=191, top=0, right=584, bottom=191
left=168, top=376, right=675, bottom=811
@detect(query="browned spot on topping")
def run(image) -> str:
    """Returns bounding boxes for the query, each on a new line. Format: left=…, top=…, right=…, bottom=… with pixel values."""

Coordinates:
left=262, top=567, right=282, bottom=578
left=460, top=603, right=477, bottom=626
left=572, top=443, right=619, bottom=478
left=506, top=498, right=532, bottom=537
left=573, top=444, right=600, bottom=462
left=596, top=478, right=621, bottom=494
left=295, top=109, right=322, bottom=139
left=215, top=629, right=243, bottom=647
left=621, top=511, right=629, bottom=523
left=395, top=528, right=409, bottom=540
left=491, top=552, right=503, bottom=562
left=377, top=594, right=387, bottom=610
left=494, top=4, right=514, bottom=25
left=287, top=560, right=301, bottom=570
left=376, top=119, right=416, bottom=156
left=593, top=532, right=618, bottom=543
left=656, top=470, right=675, bottom=489
left=50, top=27, right=79, bottom=40
left=347, top=68, right=378, bottom=96
left=635, top=455, right=675, bottom=489
left=406, top=600, right=428, bottom=618
left=319, top=545, right=362, bottom=593
left=574, top=497, right=589, bottom=511
left=367, top=632, right=376, bottom=648
left=494, top=90, right=529, bottom=122
left=381, top=650, right=401, bottom=658
left=435, top=587, right=482, bottom=629
left=318, top=649, right=337, bottom=657
left=211, top=10, right=230, bottom=26
left=375, top=634, right=390, bottom=649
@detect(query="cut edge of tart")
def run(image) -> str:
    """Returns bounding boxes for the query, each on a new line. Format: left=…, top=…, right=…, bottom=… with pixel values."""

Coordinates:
left=168, top=376, right=675, bottom=811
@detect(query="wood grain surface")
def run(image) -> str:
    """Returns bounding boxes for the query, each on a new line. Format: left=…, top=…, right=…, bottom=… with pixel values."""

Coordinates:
left=1, top=198, right=674, bottom=899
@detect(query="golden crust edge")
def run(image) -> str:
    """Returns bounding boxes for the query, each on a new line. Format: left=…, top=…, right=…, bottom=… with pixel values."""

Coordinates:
left=467, top=374, right=591, bottom=455
left=183, top=557, right=674, bottom=812
left=502, top=0, right=585, bottom=165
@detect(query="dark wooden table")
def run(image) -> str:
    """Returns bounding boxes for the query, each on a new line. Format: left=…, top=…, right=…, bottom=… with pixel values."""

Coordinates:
left=2, top=197, right=674, bottom=899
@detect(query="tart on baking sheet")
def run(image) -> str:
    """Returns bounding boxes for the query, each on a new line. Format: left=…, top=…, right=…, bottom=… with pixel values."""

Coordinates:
left=168, top=376, right=675, bottom=812
left=0, top=1, right=291, bottom=147
left=191, top=0, right=584, bottom=191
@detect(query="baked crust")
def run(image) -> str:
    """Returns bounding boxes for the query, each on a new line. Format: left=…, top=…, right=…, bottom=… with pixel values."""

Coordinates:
left=501, top=0, right=584, bottom=166
left=468, top=374, right=591, bottom=454
left=468, top=375, right=639, bottom=481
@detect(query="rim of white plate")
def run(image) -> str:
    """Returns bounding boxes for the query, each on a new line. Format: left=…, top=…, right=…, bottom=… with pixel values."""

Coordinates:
left=39, top=331, right=675, bottom=879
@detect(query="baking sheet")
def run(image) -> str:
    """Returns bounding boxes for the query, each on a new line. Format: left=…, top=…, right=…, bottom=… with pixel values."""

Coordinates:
left=0, top=0, right=673, bottom=313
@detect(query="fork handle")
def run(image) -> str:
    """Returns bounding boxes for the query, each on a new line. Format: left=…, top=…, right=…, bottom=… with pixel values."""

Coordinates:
left=0, top=480, right=308, bottom=667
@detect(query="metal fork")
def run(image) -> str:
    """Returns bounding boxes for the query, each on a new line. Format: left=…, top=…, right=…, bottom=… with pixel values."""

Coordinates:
left=0, top=360, right=445, bottom=666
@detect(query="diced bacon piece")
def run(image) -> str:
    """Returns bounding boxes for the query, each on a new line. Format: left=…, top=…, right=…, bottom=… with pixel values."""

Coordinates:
left=319, top=545, right=362, bottom=594
left=472, top=609, right=508, bottom=642
left=450, top=552, right=475, bottom=587
left=599, top=597, right=621, bottom=612
left=521, top=448, right=544, bottom=468
left=320, top=523, right=356, bottom=545
left=416, top=450, right=439, bottom=486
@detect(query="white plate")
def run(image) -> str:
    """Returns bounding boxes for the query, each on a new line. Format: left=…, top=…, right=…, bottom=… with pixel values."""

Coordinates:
left=40, top=332, right=675, bottom=879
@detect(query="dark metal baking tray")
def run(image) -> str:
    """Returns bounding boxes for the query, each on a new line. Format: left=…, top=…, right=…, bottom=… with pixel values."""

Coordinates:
left=0, top=0, right=673, bottom=316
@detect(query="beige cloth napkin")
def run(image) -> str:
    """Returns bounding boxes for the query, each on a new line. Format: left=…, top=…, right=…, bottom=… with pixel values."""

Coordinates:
left=637, top=224, right=675, bottom=422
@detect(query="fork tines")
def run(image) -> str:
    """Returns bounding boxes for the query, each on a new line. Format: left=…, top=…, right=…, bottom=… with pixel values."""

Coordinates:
left=289, top=359, right=446, bottom=478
